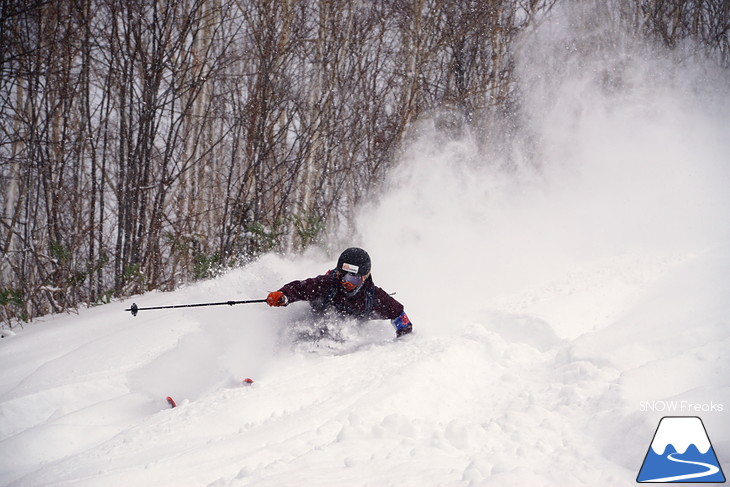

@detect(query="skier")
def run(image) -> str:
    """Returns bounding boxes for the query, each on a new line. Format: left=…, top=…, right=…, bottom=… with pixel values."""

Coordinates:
left=266, top=247, right=413, bottom=338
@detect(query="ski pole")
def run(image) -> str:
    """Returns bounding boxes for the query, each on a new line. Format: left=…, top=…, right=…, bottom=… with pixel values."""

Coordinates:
left=125, top=299, right=266, bottom=316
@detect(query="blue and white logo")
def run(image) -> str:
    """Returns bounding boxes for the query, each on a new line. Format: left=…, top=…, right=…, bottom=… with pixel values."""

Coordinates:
left=637, top=416, right=725, bottom=483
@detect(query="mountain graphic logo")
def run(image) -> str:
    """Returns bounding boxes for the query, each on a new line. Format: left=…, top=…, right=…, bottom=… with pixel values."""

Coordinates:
left=637, top=416, right=725, bottom=483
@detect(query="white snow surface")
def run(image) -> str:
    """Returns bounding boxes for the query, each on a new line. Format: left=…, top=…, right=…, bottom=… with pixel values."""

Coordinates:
left=2, top=5, right=730, bottom=486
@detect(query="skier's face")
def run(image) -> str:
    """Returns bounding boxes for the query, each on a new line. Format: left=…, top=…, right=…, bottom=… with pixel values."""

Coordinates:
left=340, top=272, right=364, bottom=292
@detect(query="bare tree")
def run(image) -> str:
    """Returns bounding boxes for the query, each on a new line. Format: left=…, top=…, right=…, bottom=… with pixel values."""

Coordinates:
left=1, top=0, right=725, bottom=326
left=638, top=0, right=729, bottom=63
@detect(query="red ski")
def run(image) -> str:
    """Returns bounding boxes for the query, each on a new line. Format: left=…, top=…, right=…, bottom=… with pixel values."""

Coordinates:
left=166, top=396, right=177, bottom=408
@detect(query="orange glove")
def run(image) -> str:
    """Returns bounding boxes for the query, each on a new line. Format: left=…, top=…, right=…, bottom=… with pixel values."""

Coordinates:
left=266, top=291, right=288, bottom=307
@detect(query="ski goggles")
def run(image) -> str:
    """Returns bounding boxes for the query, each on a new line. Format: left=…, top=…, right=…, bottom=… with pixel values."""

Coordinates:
left=339, top=272, right=365, bottom=292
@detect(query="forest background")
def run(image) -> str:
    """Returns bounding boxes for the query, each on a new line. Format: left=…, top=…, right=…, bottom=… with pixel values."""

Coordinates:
left=1, top=0, right=727, bottom=324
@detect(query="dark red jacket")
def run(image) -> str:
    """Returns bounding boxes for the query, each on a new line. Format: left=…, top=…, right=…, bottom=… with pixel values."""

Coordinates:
left=279, top=271, right=404, bottom=320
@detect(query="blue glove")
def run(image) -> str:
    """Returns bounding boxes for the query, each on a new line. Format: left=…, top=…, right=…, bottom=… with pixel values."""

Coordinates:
left=392, top=312, right=412, bottom=337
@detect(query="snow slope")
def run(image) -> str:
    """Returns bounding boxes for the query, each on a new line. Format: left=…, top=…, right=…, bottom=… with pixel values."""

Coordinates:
left=2, top=4, right=729, bottom=486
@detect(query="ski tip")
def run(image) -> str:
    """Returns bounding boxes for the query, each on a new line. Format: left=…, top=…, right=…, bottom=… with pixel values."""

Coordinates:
left=166, top=396, right=177, bottom=408
left=242, top=378, right=254, bottom=385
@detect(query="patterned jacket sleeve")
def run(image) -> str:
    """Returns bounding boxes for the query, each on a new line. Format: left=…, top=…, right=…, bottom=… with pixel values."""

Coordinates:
left=279, top=274, right=332, bottom=303
left=371, top=286, right=404, bottom=320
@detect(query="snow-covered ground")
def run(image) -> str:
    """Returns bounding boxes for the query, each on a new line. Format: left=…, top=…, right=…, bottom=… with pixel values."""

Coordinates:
left=2, top=5, right=729, bottom=486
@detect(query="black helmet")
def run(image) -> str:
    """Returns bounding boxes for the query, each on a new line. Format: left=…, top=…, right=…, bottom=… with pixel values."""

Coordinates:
left=336, top=247, right=371, bottom=276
